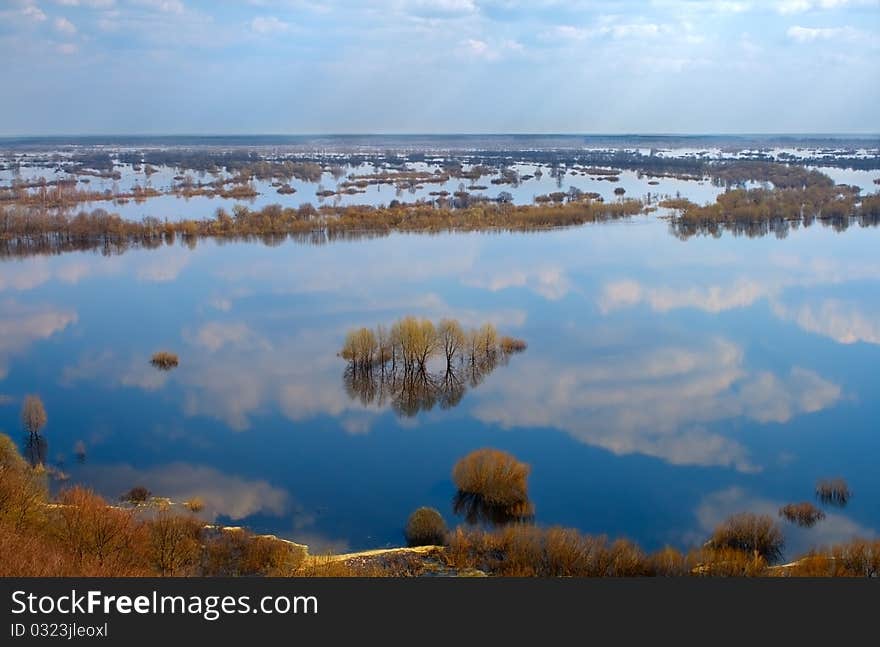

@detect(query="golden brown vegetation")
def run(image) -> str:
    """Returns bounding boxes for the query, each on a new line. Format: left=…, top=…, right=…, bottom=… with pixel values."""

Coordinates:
left=499, top=336, right=527, bottom=354
left=21, top=394, right=47, bottom=437
left=816, top=478, right=851, bottom=506
left=779, top=502, right=825, bottom=528
left=663, top=165, right=880, bottom=238
left=150, top=351, right=179, bottom=370
left=452, top=449, right=530, bottom=508
left=0, top=197, right=645, bottom=258
left=707, top=513, right=784, bottom=563
left=340, top=318, right=526, bottom=416
left=0, top=432, right=311, bottom=577
left=404, top=507, right=448, bottom=547
left=1, top=428, right=875, bottom=577
left=340, top=317, right=523, bottom=372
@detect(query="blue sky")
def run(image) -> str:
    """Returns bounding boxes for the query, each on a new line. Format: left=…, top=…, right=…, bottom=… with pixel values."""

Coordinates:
left=1, top=0, right=878, bottom=134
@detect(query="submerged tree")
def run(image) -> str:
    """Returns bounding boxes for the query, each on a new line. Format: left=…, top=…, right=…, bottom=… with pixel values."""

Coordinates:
left=339, top=316, right=526, bottom=417
left=20, top=395, right=47, bottom=438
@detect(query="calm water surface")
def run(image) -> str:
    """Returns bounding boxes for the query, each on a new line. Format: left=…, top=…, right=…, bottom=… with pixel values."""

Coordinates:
left=1, top=191, right=879, bottom=558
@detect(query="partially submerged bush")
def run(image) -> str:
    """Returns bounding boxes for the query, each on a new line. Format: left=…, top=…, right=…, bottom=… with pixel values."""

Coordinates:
left=150, top=351, right=179, bottom=370
left=121, top=486, right=151, bottom=504
left=707, top=513, right=784, bottom=563
left=404, top=507, right=447, bottom=547
left=816, top=478, right=851, bottom=507
left=779, top=502, right=825, bottom=527
left=499, top=336, right=528, bottom=354
left=452, top=448, right=530, bottom=507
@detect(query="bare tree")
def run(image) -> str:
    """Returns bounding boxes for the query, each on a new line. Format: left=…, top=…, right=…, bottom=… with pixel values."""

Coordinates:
left=21, top=395, right=47, bottom=437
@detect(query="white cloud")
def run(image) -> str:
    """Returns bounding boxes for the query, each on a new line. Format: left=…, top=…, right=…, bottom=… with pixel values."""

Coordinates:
left=55, top=0, right=116, bottom=6
left=21, top=3, right=47, bottom=22
left=54, top=16, right=77, bottom=34
left=250, top=15, right=290, bottom=34
left=56, top=42, right=79, bottom=55
left=776, top=0, right=871, bottom=12
left=786, top=25, right=861, bottom=41
left=458, top=38, right=523, bottom=61
left=132, top=0, right=184, bottom=13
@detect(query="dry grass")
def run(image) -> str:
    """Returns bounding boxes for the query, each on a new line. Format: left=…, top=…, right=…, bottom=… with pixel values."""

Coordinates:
left=446, top=525, right=651, bottom=577
left=150, top=351, right=179, bottom=370
left=816, top=478, right=851, bottom=506
left=405, top=507, right=447, bottom=547
left=779, top=502, right=826, bottom=527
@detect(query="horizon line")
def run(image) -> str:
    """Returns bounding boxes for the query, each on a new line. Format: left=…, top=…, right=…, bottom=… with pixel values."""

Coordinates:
left=1, top=132, right=879, bottom=139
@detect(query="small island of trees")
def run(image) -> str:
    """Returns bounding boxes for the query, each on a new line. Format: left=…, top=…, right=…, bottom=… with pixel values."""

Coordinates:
left=339, top=317, right=526, bottom=416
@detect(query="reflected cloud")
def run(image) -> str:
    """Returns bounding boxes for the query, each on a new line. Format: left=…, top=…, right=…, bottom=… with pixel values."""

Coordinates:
left=0, top=300, right=77, bottom=379
left=464, top=266, right=572, bottom=300
left=78, top=462, right=289, bottom=521
left=472, top=337, right=841, bottom=472
left=135, top=249, right=191, bottom=282
left=61, top=351, right=170, bottom=391
left=599, top=278, right=770, bottom=314
left=188, top=321, right=269, bottom=352
left=694, top=487, right=876, bottom=559
left=772, top=298, right=880, bottom=345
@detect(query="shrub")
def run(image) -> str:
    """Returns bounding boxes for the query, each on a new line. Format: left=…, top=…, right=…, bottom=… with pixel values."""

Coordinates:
left=446, top=525, right=650, bottom=577
left=148, top=507, right=203, bottom=576
left=648, top=546, right=689, bottom=576
left=816, top=478, right=851, bottom=506
left=54, top=487, right=147, bottom=571
left=122, top=486, right=151, bottom=504
left=499, top=336, right=528, bottom=354
left=21, top=395, right=47, bottom=436
left=404, top=507, right=447, bottom=547
left=779, top=502, right=825, bottom=527
left=689, top=547, right=768, bottom=577
left=707, top=513, right=784, bottom=563
left=202, top=529, right=306, bottom=576
left=0, top=432, right=48, bottom=531
left=184, top=497, right=205, bottom=513
left=150, top=351, right=179, bottom=370
left=452, top=448, right=530, bottom=507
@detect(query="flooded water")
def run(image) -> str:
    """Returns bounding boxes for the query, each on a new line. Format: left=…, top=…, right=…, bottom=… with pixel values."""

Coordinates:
left=1, top=219, right=879, bottom=557
left=1, top=141, right=879, bottom=558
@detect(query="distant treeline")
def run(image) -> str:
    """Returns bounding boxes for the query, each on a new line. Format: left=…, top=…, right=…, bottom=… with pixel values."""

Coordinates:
left=662, top=166, right=880, bottom=239
left=0, top=198, right=644, bottom=258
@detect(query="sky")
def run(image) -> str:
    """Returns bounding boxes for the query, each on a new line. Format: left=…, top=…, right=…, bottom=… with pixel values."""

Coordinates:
left=1, top=0, right=878, bottom=135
